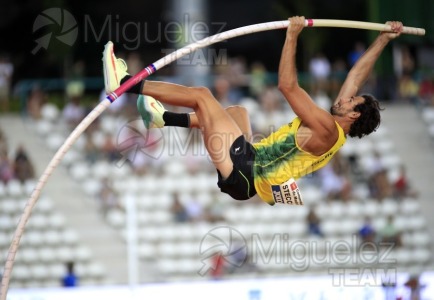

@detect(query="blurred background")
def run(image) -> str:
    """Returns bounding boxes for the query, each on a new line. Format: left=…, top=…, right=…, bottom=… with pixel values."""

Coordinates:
left=1, top=0, right=434, bottom=299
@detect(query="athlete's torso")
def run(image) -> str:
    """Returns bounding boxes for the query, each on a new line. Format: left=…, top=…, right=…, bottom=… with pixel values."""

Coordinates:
left=252, top=117, right=346, bottom=204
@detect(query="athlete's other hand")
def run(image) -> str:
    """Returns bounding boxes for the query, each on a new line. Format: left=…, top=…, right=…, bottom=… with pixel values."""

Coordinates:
left=287, top=16, right=305, bottom=37
left=382, top=21, right=403, bottom=40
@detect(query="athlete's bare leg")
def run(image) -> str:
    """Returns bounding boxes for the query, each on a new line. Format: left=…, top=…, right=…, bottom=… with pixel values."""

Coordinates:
left=188, top=106, right=252, bottom=142
left=141, top=80, right=244, bottom=178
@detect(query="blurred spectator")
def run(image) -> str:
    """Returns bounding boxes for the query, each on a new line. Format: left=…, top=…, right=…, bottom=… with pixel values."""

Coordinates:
left=347, top=42, right=365, bottom=67
left=126, top=51, right=144, bottom=76
left=317, top=154, right=352, bottom=201
left=329, top=58, right=347, bottom=100
left=212, top=76, right=240, bottom=107
left=259, top=86, right=282, bottom=114
left=125, top=131, right=163, bottom=175
left=101, top=133, right=119, bottom=162
left=309, top=52, right=331, bottom=93
left=204, top=196, right=225, bottom=223
left=366, top=151, right=392, bottom=201
left=307, top=207, right=323, bottom=237
left=84, top=134, right=99, bottom=164
left=13, top=145, right=35, bottom=183
left=185, top=194, right=203, bottom=222
left=183, top=136, right=210, bottom=174
left=226, top=239, right=251, bottom=274
left=210, top=252, right=225, bottom=280
left=226, top=56, right=249, bottom=92
left=0, top=149, right=13, bottom=183
left=418, top=75, right=434, bottom=106
left=393, top=165, right=418, bottom=199
left=68, top=60, right=86, bottom=80
left=170, top=192, right=188, bottom=223
left=0, top=128, right=8, bottom=159
left=359, top=217, right=376, bottom=244
left=62, top=261, right=78, bottom=287
left=98, top=177, right=121, bottom=216
left=379, top=215, right=402, bottom=248
left=26, top=85, right=47, bottom=119
left=249, top=61, right=267, bottom=97
left=399, top=46, right=415, bottom=76
left=404, top=274, right=426, bottom=300
left=62, top=96, right=85, bottom=129
left=398, top=74, right=419, bottom=103
left=0, top=54, right=14, bottom=112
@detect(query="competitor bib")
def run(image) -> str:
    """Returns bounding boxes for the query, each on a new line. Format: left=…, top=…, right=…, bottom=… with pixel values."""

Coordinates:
left=271, top=178, right=304, bottom=205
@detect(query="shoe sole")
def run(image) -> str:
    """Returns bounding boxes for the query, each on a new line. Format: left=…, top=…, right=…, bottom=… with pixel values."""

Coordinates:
left=102, top=41, right=119, bottom=94
left=137, top=96, right=153, bottom=129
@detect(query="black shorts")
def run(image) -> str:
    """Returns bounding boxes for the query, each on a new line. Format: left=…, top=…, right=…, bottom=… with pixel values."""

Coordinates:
left=217, top=135, right=257, bottom=200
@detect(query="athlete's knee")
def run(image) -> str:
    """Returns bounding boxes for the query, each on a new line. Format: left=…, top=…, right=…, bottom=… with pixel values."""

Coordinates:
left=187, top=86, right=216, bottom=109
left=189, top=86, right=213, bottom=98
left=226, top=105, right=248, bottom=117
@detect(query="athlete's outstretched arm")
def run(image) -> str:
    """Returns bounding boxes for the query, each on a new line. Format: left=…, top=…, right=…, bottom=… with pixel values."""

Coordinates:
left=336, top=21, right=403, bottom=101
left=278, top=16, right=335, bottom=133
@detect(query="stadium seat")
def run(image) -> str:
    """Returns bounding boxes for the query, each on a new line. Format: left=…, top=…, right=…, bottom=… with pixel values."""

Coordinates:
left=48, top=263, right=66, bottom=280
left=327, top=202, right=345, bottom=219
left=363, top=200, right=380, bottom=218
left=43, top=229, right=62, bottom=246
left=410, top=231, right=431, bottom=248
left=38, top=247, right=57, bottom=263
left=0, top=198, right=20, bottom=215
left=75, top=245, right=93, bottom=262
left=56, top=246, right=75, bottom=262
left=421, top=107, right=434, bottom=124
left=48, top=213, right=66, bottom=230
left=34, top=196, right=55, bottom=215
left=0, top=231, right=11, bottom=248
left=61, top=148, right=81, bottom=167
left=69, top=161, right=91, bottom=182
left=381, top=199, right=399, bottom=216
left=46, top=132, right=65, bottom=151
left=345, top=201, right=364, bottom=219
left=41, top=103, right=60, bottom=122
left=286, top=221, right=308, bottom=238
left=158, top=258, right=179, bottom=274
left=406, top=216, right=427, bottom=231
left=106, top=209, right=125, bottom=228
left=61, top=228, right=80, bottom=246
left=6, top=179, right=24, bottom=197
left=320, top=220, right=341, bottom=237
left=411, top=248, right=432, bottom=264
left=158, top=242, right=178, bottom=257
left=394, top=248, right=413, bottom=266
left=139, top=226, right=161, bottom=243
left=82, top=178, right=103, bottom=196
left=27, top=214, right=49, bottom=230
left=339, top=218, right=363, bottom=236
left=35, top=119, right=53, bottom=137
left=18, top=248, right=39, bottom=264
left=11, top=264, right=31, bottom=282
left=138, top=243, right=158, bottom=260
left=86, top=262, right=106, bottom=279
left=91, top=160, right=112, bottom=179
left=400, top=198, right=421, bottom=215
left=22, top=179, right=37, bottom=196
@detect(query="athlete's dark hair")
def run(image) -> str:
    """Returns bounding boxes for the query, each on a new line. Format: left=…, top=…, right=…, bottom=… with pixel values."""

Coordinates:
left=349, top=94, right=384, bottom=138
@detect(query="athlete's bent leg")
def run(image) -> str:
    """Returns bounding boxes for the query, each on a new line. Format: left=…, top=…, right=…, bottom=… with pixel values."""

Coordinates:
left=189, top=106, right=252, bottom=142
left=141, top=83, right=242, bottom=178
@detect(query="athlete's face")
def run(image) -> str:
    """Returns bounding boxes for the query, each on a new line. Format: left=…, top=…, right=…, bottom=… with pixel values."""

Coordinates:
left=330, top=96, right=365, bottom=117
